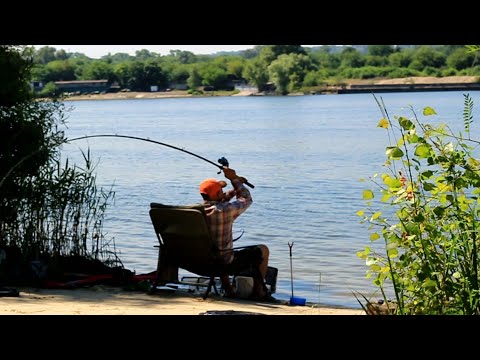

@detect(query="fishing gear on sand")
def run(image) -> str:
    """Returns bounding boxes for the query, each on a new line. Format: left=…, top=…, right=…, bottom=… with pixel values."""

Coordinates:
left=67, top=134, right=254, bottom=188
left=288, top=242, right=306, bottom=306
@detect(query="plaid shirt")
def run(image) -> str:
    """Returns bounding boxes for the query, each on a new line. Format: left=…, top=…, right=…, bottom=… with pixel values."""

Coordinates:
left=203, top=179, right=252, bottom=263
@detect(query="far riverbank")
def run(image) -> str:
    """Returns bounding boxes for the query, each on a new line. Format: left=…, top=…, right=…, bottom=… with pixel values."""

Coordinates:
left=60, top=76, right=480, bottom=102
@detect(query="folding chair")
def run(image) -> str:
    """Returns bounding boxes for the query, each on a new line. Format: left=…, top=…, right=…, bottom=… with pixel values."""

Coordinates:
left=148, top=202, right=273, bottom=299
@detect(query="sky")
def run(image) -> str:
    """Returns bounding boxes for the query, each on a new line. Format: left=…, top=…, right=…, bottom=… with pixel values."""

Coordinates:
left=33, top=45, right=259, bottom=59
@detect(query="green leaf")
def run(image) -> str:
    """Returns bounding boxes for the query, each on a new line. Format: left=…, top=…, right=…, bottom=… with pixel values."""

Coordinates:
left=413, top=213, right=425, bottom=222
left=387, top=248, right=399, bottom=258
left=370, top=264, right=381, bottom=272
left=414, top=144, right=431, bottom=158
left=383, top=176, right=402, bottom=188
left=363, top=189, right=374, bottom=200
left=420, top=170, right=434, bottom=180
left=398, top=116, right=414, bottom=130
left=386, top=242, right=397, bottom=250
left=386, top=146, right=404, bottom=159
left=423, top=107, right=437, bottom=116
left=370, top=232, right=381, bottom=241
left=407, top=134, right=420, bottom=143
left=397, top=208, right=409, bottom=219
left=405, top=222, right=420, bottom=235
left=423, top=182, right=436, bottom=191
left=467, top=157, right=480, bottom=170
left=423, top=279, right=437, bottom=287
left=356, top=210, right=365, bottom=216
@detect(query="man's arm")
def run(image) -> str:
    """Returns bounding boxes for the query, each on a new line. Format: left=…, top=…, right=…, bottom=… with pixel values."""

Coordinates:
left=223, top=168, right=252, bottom=205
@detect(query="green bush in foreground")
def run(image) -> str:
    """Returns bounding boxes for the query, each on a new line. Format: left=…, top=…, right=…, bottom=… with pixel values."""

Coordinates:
left=1, top=46, right=119, bottom=283
left=357, top=93, right=480, bottom=314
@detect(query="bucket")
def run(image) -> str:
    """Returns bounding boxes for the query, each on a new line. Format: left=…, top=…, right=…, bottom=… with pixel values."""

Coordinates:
left=235, top=276, right=254, bottom=299
left=290, top=296, right=306, bottom=306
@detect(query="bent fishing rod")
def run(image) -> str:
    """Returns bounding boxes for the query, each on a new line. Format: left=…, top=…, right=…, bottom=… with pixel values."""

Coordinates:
left=67, top=134, right=254, bottom=188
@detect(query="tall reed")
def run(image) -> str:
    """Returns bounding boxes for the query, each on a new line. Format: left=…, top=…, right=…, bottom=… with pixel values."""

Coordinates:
left=1, top=99, right=119, bottom=280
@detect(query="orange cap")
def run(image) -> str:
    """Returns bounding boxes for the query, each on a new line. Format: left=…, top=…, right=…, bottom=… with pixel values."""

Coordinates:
left=199, top=178, right=227, bottom=199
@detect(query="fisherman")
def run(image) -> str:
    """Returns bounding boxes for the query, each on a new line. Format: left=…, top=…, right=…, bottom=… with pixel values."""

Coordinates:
left=199, top=167, right=274, bottom=301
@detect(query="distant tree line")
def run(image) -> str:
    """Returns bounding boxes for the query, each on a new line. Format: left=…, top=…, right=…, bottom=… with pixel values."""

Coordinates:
left=31, top=45, right=480, bottom=96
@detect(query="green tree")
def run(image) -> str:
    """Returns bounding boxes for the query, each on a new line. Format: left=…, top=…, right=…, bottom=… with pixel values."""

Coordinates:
left=1, top=45, right=66, bottom=228
left=241, top=46, right=263, bottom=59
left=169, top=50, right=197, bottom=64
left=113, top=61, right=132, bottom=88
left=409, top=45, right=446, bottom=71
left=199, top=63, right=228, bottom=89
left=129, top=61, right=153, bottom=91
left=169, top=64, right=190, bottom=84
left=38, top=82, right=58, bottom=97
left=310, top=50, right=341, bottom=69
left=368, top=45, right=395, bottom=57
left=0, top=45, right=33, bottom=106
left=101, top=52, right=133, bottom=63
left=135, top=49, right=159, bottom=60
left=34, top=46, right=59, bottom=64
left=114, top=60, right=167, bottom=91
left=55, top=49, right=68, bottom=61
left=81, top=60, right=116, bottom=82
left=446, top=48, right=477, bottom=71
left=43, top=60, right=76, bottom=82
left=303, top=71, right=322, bottom=86
left=364, top=55, right=388, bottom=67
left=388, top=50, right=413, bottom=68
left=243, top=58, right=269, bottom=91
left=339, top=47, right=364, bottom=68
left=187, top=66, right=202, bottom=89
left=226, top=57, right=246, bottom=79
left=268, top=53, right=312, bottom=94
left=259, top=45, right=306, bottom=63
left=143, top=59, right=168, bottom=89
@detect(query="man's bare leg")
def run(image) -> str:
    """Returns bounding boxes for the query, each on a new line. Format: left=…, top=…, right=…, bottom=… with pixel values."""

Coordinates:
left=252, top=244, right=269, bottom=297
left=221, top=274, right=236, bottom=297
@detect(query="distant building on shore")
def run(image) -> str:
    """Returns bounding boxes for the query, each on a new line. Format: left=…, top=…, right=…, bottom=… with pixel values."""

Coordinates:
left=54, top=80, right=111, bottom=94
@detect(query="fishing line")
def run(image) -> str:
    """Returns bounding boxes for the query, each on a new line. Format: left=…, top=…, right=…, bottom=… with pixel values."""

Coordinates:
left=67, top=134, right=254, bottom=188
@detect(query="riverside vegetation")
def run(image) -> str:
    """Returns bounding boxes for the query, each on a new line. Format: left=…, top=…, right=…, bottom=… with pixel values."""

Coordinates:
left=357, top=46, right=480, bottom=315
left=0, top=45, right=121, bottom=286
left=32, top=45, right=480, bottom=98
left=357, top=92, right=480, bottom=314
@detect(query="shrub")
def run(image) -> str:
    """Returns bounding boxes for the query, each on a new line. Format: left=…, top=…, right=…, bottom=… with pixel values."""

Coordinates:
left=1, top=46, right=120, bottom=283
left=357, top=94, right=480, bottom=314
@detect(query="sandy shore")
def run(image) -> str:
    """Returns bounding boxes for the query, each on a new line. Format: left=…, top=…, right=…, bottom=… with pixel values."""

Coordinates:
left=0, top=285, right=364, bottom=315
left=62, top=90, right=255, bottom=101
